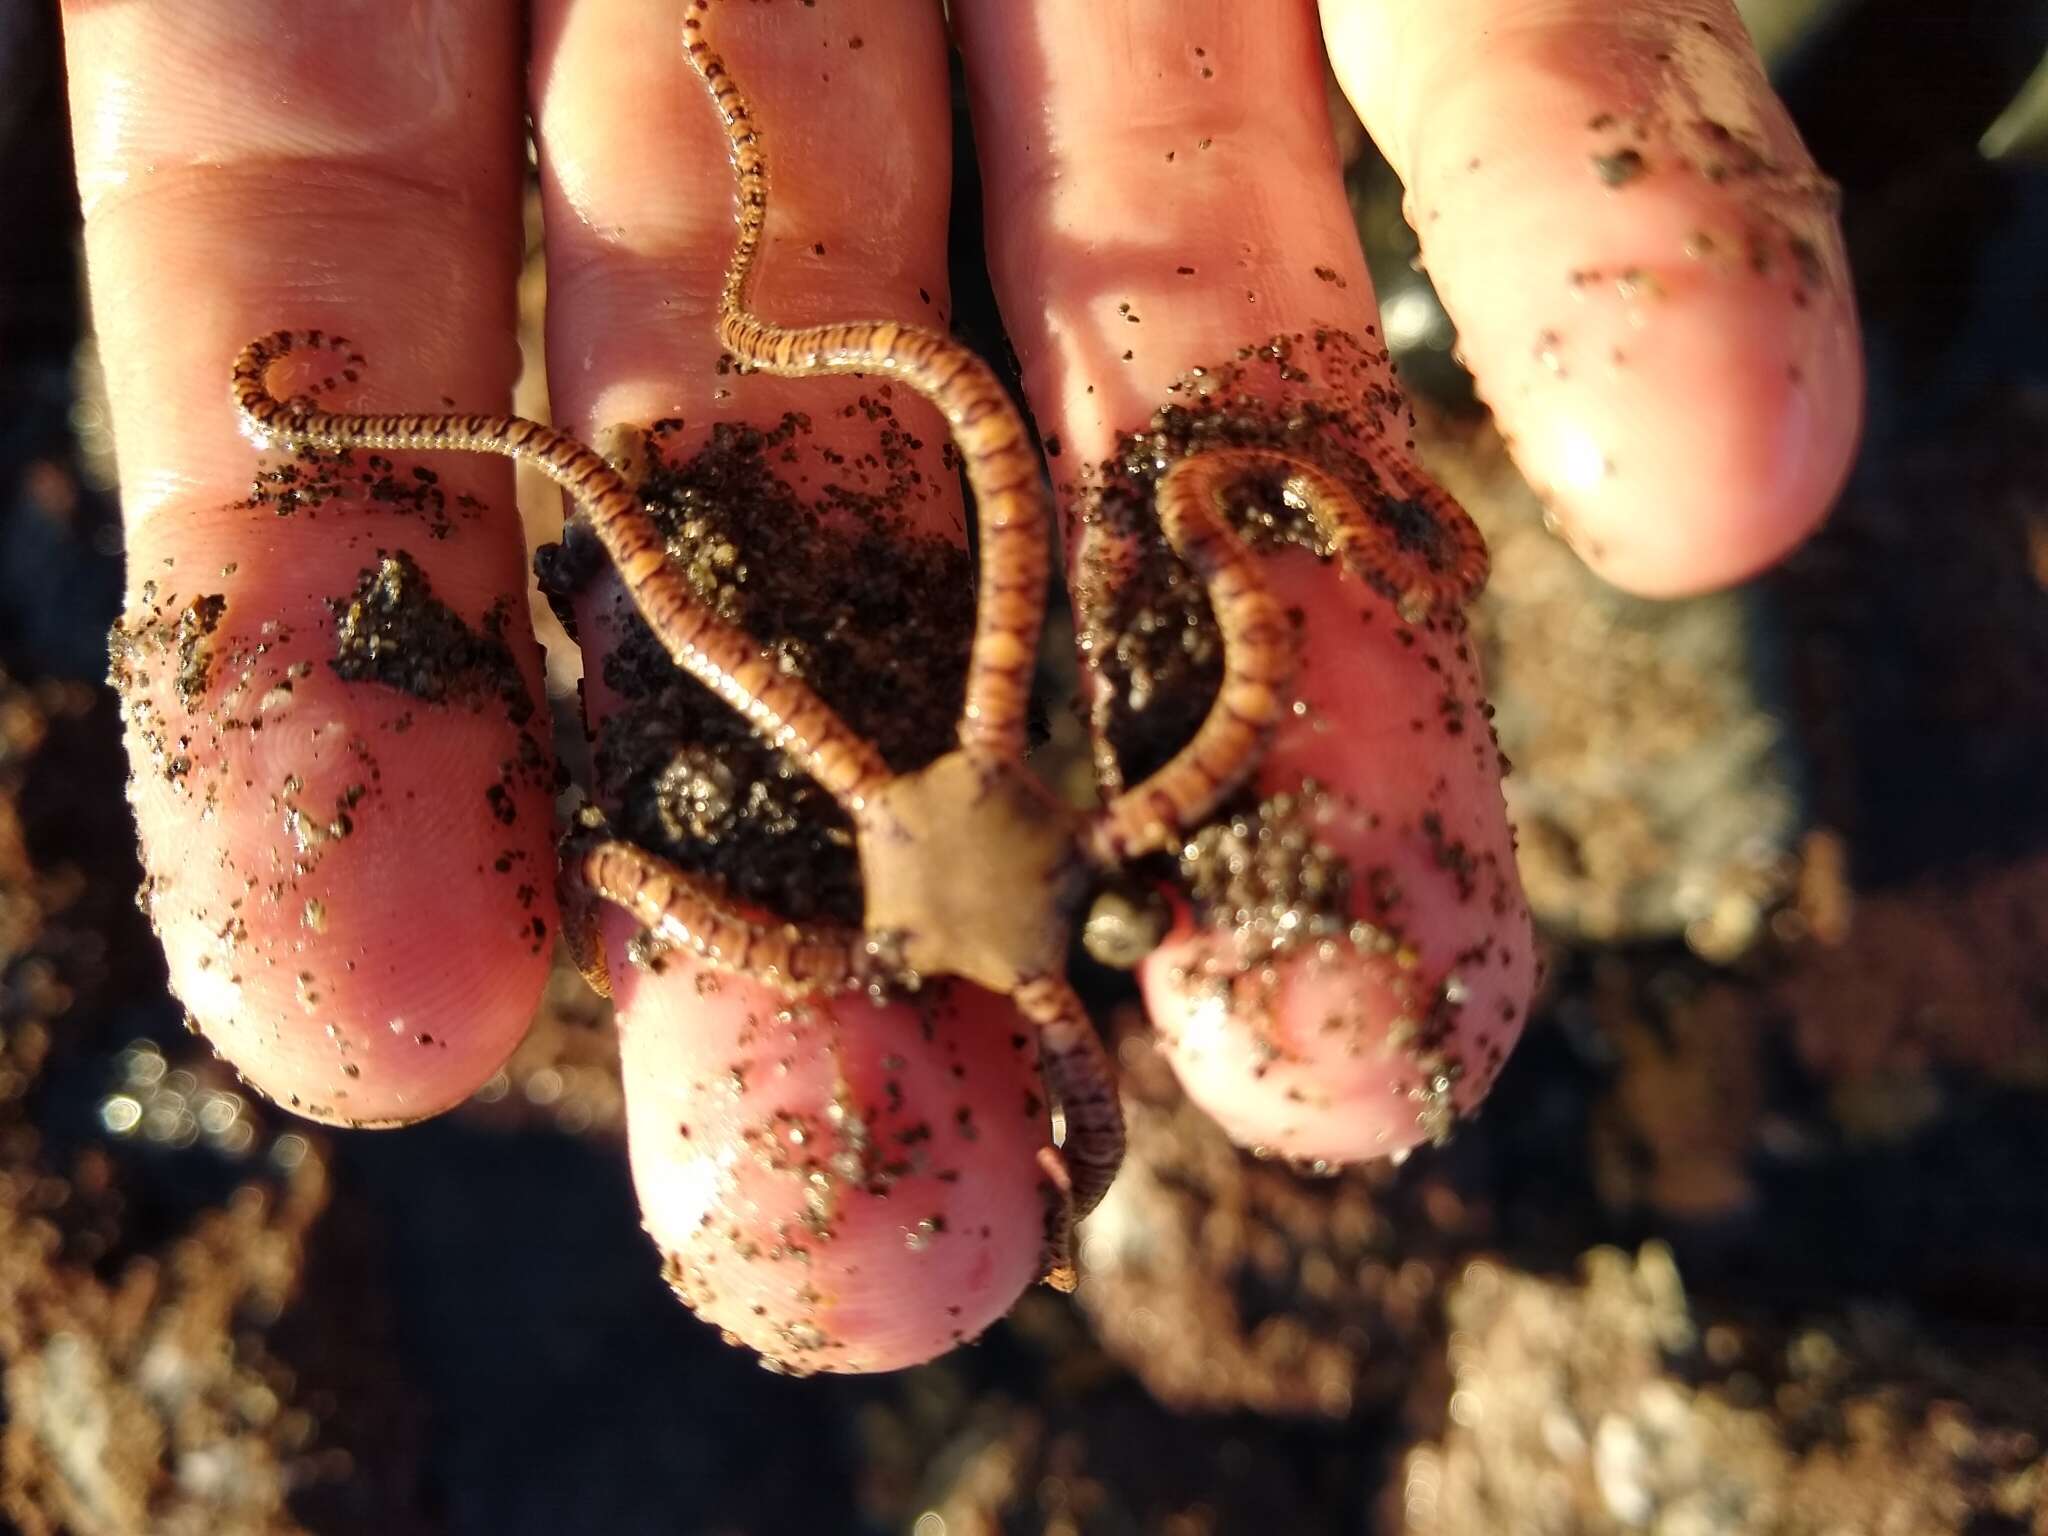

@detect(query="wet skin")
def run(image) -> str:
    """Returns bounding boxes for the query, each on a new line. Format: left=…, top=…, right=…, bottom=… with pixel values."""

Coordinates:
left=62, top=0, right=1860, bottom=1371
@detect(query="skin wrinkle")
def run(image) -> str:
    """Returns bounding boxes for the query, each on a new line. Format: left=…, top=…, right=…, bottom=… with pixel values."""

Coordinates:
left=81, top=166, right=520, bottom=518
left=1327, top=0, right=1742, bottom=162
left=120, top=491, right=529, bottom=622
left=79, top=153, right=508, bottom=232
left=69, top=3, right=503, bottom=207
left=543, top=249, right=935, bottom=352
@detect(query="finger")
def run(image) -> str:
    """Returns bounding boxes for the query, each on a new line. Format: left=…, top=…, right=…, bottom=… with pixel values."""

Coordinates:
left=1322, top=0, right=1863, bottom=595
left=63, top=0, right=555, bottom=1125
left=958, top=0, right=1537, bottom=1161
left=533, top=0, right=1051, bottom=1371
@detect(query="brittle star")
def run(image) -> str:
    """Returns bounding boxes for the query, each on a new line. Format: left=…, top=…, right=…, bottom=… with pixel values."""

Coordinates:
left=229, top=0, right=1489, bottom=1290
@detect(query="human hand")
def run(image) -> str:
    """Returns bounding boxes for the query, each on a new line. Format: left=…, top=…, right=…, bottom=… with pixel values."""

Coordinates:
left=65, top=0, right=1858, bottom=1372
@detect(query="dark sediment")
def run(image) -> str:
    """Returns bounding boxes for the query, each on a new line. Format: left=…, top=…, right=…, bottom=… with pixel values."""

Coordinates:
left=556, top=408, right=975, bottom=928
left=328, top=549, right=534, bottom=726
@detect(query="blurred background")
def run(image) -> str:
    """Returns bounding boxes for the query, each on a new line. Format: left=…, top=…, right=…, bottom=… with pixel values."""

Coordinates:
left=3, top=2, right=2047, bottom=1532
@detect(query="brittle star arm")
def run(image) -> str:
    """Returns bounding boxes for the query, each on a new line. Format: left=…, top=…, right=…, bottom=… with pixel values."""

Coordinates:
left=1176, top=446, right=1490, bottom=622
left=1015, top=975, right=1126, bottom=1292
left=570, top=838, right=875, bottom=998
left=229, top=330, right=893, bottom=813
left=1081, top=446, right=1493, bottom=863
left=683, top=2, right=1049, bottom=765
left=1081, top=455, right=1302, bottom=864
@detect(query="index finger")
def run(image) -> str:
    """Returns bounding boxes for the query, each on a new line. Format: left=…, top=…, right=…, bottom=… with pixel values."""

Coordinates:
left=63, top=0, right=556, bottom=1123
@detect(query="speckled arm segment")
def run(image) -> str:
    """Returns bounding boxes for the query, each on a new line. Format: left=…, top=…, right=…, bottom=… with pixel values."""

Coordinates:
left=683, top=1, right=1050, bottom=764
left=1171, top=446, right=1488, bottom=621
left=1016, top=975, right=1126, bottom=1225
left=573, top=838, right=876, bottom=997
left=1084, top=454, right=1302, bottom=864
left=1083, top=442, right=1489, bottom=866
left=230, top=329, right=892, bottom=811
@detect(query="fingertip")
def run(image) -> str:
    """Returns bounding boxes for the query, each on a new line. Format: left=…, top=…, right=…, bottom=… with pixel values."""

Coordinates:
left=614, top=955, right=1049, bottom=1373
left=1142, top=919, right=1515, bottom=1162
left=1136, top=553, right=1536, bottom=1163
left=1468, top=228, right=1863, bottom=598
left=1331, top=0, right=1864, bottom=595
left=120, top=531, right=557, bottom=1127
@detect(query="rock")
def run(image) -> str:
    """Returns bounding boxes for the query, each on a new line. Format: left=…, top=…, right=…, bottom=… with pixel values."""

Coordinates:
left=1428, top=419, right=1804, bottom=960
left=1073, top=1023, right=1489, bottom=1418
left=1399, top=1244, right=2048, bottom=1535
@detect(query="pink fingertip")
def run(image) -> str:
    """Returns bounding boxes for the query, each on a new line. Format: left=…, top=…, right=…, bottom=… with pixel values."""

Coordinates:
left=615, top=950, right=1050, bottom=1374
left=1434, top=150, right=1862, bottom=596
left=122, top=560, right=557, bottom=1127
left=1138, top=553, right=1536, bottom=1162
left=1328, top=0, right=1864, bottom=595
